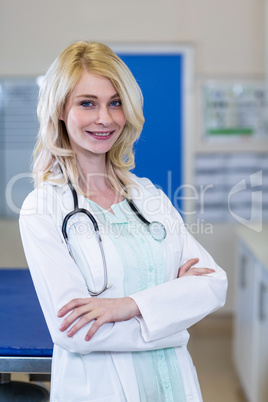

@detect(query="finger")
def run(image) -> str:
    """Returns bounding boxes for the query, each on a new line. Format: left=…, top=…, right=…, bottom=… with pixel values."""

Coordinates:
left=59, top=303, right=94, bottom=332
left=85, top=316, right=107, bottom=341
left=57, top=298, right=90, bottom=317
left=178, top=258, right=199, bottom=277
left=67, top=312, right=97, bottom=337
left=185, top=268, right=215, bottom=277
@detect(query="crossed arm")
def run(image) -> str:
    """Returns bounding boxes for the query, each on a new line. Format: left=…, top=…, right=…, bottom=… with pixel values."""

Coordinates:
left=58, top=258, right=215, bottom=341
left=20, top=186, right=227, bottom=353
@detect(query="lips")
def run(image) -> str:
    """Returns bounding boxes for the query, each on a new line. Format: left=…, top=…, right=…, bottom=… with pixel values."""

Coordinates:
left=86, top=131, right=115, bottom=139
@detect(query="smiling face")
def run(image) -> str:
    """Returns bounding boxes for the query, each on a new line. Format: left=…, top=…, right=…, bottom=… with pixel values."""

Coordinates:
left=61, top=71, right=126, bottom=165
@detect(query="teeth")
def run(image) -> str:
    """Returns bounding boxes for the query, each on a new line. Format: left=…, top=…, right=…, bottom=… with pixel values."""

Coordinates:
left=91, top=132, right=112, bottom=137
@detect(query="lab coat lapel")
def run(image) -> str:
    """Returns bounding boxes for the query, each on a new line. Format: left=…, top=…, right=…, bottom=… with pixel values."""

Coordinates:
left=129, top=180, right=164, bottom=225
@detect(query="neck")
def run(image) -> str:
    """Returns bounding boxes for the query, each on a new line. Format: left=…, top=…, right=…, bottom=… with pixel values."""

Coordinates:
left=76, top=152, right=110, bottom=193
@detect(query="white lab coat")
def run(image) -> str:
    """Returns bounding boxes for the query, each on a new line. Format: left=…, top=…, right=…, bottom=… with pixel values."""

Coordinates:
left=19, top=175, right=227, bottom=402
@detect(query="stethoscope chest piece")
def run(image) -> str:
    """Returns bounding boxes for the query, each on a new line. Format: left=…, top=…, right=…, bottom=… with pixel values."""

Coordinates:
left=148, top=221, right=167, bottom=242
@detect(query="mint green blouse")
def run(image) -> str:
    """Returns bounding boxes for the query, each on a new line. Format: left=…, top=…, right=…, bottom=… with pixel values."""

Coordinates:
left=87, top=199, right=186, bottom=402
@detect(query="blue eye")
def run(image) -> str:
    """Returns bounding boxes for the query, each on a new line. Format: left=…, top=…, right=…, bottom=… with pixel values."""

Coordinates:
left=80, top=101, right=94, bottom=107
left=110, top=100, right=122, bottom=108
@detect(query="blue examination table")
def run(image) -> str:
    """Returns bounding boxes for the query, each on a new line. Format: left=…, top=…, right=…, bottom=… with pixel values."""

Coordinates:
left=0, top=269, right=53, bottom=401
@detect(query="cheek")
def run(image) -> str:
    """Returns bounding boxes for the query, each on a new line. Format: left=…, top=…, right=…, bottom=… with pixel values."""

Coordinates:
left=66, top=110, right=87, bottom=131
left=118, top=110, right=127, bottom=128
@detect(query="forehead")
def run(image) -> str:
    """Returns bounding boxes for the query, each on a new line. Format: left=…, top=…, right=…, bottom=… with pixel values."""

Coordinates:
left=71, top=71, right=117, bottom=97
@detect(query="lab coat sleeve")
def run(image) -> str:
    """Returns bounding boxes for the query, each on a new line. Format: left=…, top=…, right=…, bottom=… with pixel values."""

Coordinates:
left=129, top=184, right=228, bottom=342
left=19, top=190, right=189, bottom=355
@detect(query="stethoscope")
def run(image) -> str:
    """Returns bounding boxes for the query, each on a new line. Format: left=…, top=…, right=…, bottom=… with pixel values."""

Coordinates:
left=62, top=180, right=167, bottom=296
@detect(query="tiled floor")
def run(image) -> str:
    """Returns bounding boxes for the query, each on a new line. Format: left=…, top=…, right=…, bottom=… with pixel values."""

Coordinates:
left=188, top=314, right=247, bottom=402
left=11, top=315, right=245, bottom=402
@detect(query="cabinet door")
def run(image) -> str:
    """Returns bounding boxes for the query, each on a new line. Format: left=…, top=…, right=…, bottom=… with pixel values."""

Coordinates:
left=234, top=241, right=260, bottom=402
left=257, top=266, right=268, bottom=402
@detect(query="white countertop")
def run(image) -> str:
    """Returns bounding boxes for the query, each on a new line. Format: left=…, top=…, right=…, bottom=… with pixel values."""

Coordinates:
left=236, top=224, right=268, bottom=270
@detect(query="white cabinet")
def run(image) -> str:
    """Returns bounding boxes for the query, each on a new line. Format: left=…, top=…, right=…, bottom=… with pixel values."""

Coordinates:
left=258, top=267, right=268, bottom=402
left=233, top=228, right=268, bottom=402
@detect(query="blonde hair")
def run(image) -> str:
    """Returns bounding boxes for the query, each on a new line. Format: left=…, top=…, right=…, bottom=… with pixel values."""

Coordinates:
left=33, top=41, right=145, bottom=196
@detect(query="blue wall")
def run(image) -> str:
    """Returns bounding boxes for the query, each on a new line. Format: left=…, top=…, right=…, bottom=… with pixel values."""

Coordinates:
left=118, top=53, right=183, bottom=210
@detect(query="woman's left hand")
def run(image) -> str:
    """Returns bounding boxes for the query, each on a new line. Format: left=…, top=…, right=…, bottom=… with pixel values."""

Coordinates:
left=178, top=258, right=215, bottom=278
left=57, top=297, right=140, bottom=341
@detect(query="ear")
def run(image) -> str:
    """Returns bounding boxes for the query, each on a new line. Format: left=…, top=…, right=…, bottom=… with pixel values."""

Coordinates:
left=59, top=105, right=65, bottom=121
left=59, top=112, right=64, bottom=121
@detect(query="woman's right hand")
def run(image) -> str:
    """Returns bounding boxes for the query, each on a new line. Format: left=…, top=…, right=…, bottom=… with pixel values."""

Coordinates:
left=58, top=296, right=140, bottom=341
left=178, top=258, right=215, bottom=278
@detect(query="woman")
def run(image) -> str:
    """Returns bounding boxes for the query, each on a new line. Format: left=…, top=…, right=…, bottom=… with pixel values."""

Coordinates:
left=19, top=41, right=227, bottom=402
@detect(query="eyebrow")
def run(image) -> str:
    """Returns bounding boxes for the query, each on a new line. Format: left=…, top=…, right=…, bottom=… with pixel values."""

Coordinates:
left=75, top=93, right=120, bottom=100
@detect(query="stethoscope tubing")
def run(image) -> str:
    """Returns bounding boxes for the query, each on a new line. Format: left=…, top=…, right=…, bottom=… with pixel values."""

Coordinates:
left=62, top=207, right=99, bottom=240
left=126, top=197, right=151, bottom=226
left=62, top=180, right=167, bottom=295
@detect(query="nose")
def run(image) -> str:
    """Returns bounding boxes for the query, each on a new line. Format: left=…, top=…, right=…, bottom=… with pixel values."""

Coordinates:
left=95, top=106, right=112, bottom=126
